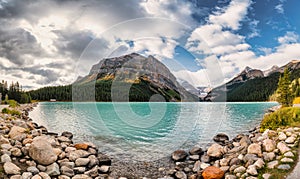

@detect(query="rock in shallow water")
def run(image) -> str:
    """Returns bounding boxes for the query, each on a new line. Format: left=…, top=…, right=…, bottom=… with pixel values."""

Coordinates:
left=172, top=150, right=188, bottom=161
left=189, top=146, right=203, bottom=155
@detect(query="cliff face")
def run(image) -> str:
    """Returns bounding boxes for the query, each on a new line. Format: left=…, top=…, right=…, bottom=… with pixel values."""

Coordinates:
left=76, top=53, right=198, bottom=102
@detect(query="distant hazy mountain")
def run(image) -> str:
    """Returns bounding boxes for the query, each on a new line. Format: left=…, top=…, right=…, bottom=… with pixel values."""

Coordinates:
left=206, top=60, right=300, bottom=102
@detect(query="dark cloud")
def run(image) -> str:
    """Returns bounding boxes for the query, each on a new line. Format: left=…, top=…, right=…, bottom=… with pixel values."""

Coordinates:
left=0, top=28, right=45, bottom=65
left=53, top=30, right=94, bottom=59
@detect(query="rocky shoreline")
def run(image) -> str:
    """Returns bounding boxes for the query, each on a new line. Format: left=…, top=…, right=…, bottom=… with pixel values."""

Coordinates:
left=166, top=126, right=300, bottom=179
left=1, top=103, right=300, bottom=179
left=0, top=104, right=113, bottom=179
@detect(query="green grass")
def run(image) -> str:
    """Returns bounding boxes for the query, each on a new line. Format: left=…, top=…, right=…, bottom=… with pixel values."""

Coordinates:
left=1, top=108, right=21, bottom=117
left=4, top=100, right=19, bottom=108
left=260, top=107, right=300, bottom=131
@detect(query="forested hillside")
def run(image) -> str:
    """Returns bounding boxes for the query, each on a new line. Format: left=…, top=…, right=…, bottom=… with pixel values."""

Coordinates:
left=29, top=78, right=182, bottom=102
left=211, top=68, right=300, bottom=102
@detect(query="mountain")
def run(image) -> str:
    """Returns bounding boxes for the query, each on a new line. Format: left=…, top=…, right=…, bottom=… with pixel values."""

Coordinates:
left=206, top=60, right=300, bottom=102
left=226, top=66, right=264, bottom=87
left=30, top=53, right=198, bottom=102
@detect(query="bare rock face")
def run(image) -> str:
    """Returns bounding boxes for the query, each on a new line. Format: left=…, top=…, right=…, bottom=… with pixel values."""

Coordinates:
left=29, top=136, right=58, bottom=165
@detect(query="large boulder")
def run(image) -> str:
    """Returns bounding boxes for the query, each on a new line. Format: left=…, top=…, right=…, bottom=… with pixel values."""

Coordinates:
left=202, top=166, right=225, bottom=179
left=172, top=150, right=188, bottom=161
left=207, top=144, right=224, bottom=158
left=8, top=126, right=26, bottom=141
left=29, top=136, right=58, bottom=165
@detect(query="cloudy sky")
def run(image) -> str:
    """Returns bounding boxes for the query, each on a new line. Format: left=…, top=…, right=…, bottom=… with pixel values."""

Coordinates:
left=0, top=0, right=300, bottom=89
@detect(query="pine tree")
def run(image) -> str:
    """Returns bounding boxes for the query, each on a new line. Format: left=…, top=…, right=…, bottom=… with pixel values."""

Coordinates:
left=277, top=68, right=293, bottom=107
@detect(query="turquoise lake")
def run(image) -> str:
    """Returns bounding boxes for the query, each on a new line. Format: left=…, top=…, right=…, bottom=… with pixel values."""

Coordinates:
left=30, top=102, right=277, bottom=161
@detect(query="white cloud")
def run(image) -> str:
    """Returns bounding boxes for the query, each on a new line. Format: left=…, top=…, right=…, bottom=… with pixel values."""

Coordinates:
left=247, top=20, right=260, bottom=38
left=275, top=4, right=284, bottom=14
left=278, top=31, right=299, bottom=44
left=209, top=0, right=252, bottom=30
left=258, top=47, right=273, bottom=55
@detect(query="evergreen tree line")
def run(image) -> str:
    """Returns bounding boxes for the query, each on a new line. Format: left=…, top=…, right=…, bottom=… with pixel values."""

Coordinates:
left=0, top=80, right=31, bottom=104
left=219, top=68, right=300, bottom=102
left=29, top=79, right=181, bottom=102
left=276, top=68, right=300, bottom=107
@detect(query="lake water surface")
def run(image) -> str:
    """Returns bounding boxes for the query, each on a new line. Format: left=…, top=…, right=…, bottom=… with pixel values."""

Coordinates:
left=30, top=102, right=277, bottom=161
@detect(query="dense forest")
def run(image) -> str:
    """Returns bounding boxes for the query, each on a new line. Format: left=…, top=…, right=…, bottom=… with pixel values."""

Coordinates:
left=29, top=79, right=181, bottom=102
left=0, top=80, right=31, bottom=104
left=213, top=68, right=300, bottom=102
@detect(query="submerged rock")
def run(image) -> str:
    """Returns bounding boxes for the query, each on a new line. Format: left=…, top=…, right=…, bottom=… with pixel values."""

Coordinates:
left=172, top=150, right=188, bottom=161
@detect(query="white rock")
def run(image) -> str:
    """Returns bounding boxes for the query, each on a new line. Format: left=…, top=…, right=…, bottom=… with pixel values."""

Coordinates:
left=234, top=166, right=246, bottom=174
left=200, top=163, right=210, bottom=169
left=207, top=143, right=224, bottom=158
left=278, top=132, right=287, bottom=141
left=22, top=172, right=33, bottom=179
left=1, top=154, right=11, bottom=163
left=277, top=142, right=291, bottom=154
left=247, top=143, right=262, bottom=157
left=246, top=165, right=258, bottom=176
left=254, top=158, right=265, bottom=169
left=262, top=139, right=276, bottom=152
left=281, top=157, right=294, bottom=163
left=267, top=160, right=279, bottom=169
left=285, top=136, right=296, bottom=144
left=284, top=151, right=294, bottom=157
left=75, top=158, right=90, bottom=166
left=192, top=160, right=201, bottom=172
left=4, top=162, right=21, bottom=175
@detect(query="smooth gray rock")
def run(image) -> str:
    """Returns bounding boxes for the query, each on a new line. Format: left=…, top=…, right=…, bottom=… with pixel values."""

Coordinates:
left=69, top=150, right=90, bottom=161
left=267, top=160, right=279, bottom=169
left=277, top=164, right=291, bottom=170
left=72, top=174, right=92, bottom=179
left=61, top=166, right=75, bottom=177
left=75, top=158, right=90, bottom=166
left=22, top=172, right=33, bottom=179
left=27, top=166, right=39, bottom=175
left=1, top=153, right=11, bottom=163
left=46, top=162, right=60, bottom=176
left=4, top=162, right=21, bottom=175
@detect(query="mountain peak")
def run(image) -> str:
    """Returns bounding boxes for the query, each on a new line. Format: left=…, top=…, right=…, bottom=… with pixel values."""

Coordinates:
left=243, top=66, right=252, bottom=73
